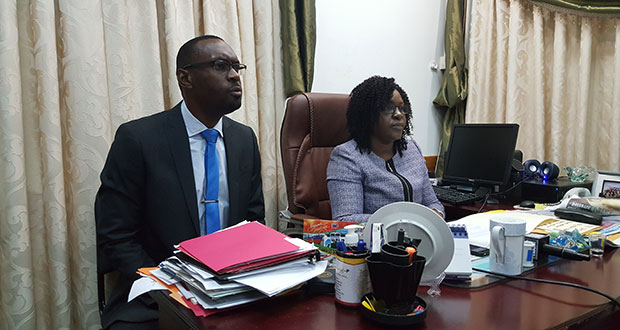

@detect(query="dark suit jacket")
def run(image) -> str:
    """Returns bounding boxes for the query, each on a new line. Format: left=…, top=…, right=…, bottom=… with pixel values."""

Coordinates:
left=95, top=103, right=264, bottom=328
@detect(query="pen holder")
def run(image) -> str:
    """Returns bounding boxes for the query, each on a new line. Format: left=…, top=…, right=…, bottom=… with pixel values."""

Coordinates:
left=366, top=253, right=425, bottom=309
left=380, top=244, right=410, bottom=266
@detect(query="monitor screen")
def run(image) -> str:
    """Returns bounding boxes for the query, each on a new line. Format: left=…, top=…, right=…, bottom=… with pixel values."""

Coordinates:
left=442, top=124, right=519, bottom=187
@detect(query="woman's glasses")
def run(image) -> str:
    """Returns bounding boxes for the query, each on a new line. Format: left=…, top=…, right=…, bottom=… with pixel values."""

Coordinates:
left=380, top=105, right=411, bottom=117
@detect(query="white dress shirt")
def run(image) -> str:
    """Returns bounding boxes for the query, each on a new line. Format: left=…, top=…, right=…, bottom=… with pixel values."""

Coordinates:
left=181, top=101, right=229, bottom=233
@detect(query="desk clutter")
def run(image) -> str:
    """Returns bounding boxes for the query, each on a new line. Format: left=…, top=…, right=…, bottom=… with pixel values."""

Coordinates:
left=362, top=232, right=428, bottom=326
left=303, top=202, right=458, bottom=326
left=128, top=202, right=453, bottom=325
left=129, top=221, right=327, bottom=316
left=129, top=201, right=620, bottom=325
left=327, top=223, right=429, bottom=325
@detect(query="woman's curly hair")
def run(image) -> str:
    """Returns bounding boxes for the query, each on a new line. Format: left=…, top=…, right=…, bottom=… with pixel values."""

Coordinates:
left=346, top=76, right=412, bottom=156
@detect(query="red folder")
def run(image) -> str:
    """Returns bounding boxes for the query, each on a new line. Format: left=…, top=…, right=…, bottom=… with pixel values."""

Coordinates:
left=178, top=222, right=308, bottom=275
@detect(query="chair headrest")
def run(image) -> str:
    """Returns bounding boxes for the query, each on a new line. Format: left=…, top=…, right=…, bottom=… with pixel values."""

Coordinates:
left=305, top=93, right=351, bottom=147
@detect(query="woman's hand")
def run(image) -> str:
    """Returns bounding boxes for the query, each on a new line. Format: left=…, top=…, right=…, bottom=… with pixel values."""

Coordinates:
left=432, top=208, right=444, bottom=219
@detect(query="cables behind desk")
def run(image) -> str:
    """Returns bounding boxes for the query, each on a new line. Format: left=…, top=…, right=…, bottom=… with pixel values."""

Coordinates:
left=472, top=267, right=620, bottom=310
left=476, top=179, right=525, bottom=214
left=476, top=192, right=491, bottom=213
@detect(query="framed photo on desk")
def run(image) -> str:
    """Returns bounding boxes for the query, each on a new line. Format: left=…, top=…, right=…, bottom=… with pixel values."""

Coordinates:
left=592, top=170, right=620, bottom=198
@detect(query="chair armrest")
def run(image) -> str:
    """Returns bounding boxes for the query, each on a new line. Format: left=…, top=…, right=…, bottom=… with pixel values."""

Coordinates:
left=278, top=210, right=334, bottom=238
left=290, top=213, right=320, bottom=221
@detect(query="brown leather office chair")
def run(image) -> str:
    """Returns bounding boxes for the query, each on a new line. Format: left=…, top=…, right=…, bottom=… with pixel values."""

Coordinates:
left=279, top=92, right=351, bottom=236
left=278, top=92, right=438, bottom=236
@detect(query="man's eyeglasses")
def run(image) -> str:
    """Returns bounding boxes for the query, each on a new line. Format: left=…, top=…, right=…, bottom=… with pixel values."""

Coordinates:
left=380, top=105, right=411, bottom=117
left=182, top=59, right=247, bottom=74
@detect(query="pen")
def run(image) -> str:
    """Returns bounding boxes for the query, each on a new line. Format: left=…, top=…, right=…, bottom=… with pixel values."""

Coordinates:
left=362, top=296, right=375, bottom=312
left=336, top=240, right=347, bottom=252
left=397, top=229, right=405, bottom=248
left=407, top=304, right=425, bottom=315
left=405, top=247, right=416, bottom=264
left=175, top=281, right=198, bottom=305
left=357, top=239, right=367, bottom=252
left=159, top=265, right=180, bottom=281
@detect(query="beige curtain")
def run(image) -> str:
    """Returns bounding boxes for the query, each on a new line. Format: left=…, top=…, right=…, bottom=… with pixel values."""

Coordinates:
left=0, top=1, right=285, bottom=329
left=467, top=0, right=620, bottom=173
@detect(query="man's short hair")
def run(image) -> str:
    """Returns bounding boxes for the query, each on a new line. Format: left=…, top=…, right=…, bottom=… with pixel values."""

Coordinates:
left=176, top=35, right=223, bottom=70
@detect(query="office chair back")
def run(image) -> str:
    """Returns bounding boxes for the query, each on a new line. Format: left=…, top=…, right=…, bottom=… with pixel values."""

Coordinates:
left=280, top=92, right=351, bottom=220
left=94, top=196, right=120, bottom=320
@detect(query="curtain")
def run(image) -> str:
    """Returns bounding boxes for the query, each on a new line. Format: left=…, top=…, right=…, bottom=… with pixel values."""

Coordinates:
left=433, top=0, right=468, bottom=177
left=467, top=0, right=620, bottom=172
left=0, top=1, right=284, bottom=329
left=279, top=0, right=316, bottom=97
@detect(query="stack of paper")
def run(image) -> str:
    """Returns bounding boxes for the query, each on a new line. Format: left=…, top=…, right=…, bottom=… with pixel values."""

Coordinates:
left=129, top=221, right=327, bottom=316
left=178, top=221, right=317, bottom=275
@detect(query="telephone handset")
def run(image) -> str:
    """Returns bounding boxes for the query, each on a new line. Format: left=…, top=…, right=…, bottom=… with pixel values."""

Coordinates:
left=563, top=187, right=592, bottom=199
left=557, top=187, right=592, bottom=209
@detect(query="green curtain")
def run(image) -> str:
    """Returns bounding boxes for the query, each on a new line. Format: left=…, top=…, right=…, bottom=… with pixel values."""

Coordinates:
left=433, top=0, right=468, bottom=177
left=280, top=0, right=316, bottom=97
left=529, top=0, right=620, bottom=14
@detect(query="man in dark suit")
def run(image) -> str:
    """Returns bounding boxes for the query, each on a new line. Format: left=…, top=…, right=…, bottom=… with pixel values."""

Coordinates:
left=95, top=35, right=265, bottom=330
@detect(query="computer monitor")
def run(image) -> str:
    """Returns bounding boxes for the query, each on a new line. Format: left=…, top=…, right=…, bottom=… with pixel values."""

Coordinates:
left=442, top=123, right=519, bottom=189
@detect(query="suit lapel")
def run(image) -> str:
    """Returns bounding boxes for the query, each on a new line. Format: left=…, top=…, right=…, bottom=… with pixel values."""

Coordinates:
left=165, top=104, right=200, bottom=235
left=223, top=117, right=240, bottom=228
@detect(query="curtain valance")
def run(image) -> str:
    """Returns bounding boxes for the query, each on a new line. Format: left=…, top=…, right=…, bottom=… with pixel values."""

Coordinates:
left=529, top=0, right=620, bottom=16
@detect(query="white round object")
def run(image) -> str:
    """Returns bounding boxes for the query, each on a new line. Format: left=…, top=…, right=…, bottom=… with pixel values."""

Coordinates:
left=363, top=202, right=454, bottom=282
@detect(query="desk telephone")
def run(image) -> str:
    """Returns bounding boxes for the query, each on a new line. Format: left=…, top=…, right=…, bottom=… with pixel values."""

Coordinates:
left=553, top=188, right=602, bottom=225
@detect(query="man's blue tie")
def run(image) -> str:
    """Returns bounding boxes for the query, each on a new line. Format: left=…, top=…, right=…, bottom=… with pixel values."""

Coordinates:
left=200, top=129, right=220, bottom=235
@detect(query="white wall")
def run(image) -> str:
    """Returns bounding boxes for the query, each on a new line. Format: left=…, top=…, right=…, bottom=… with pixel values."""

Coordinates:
left=313, top=0, right=446, bottom=156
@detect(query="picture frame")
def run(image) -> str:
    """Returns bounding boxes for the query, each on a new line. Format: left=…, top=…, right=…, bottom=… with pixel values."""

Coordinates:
left=592, top=170, right=620, bottom=198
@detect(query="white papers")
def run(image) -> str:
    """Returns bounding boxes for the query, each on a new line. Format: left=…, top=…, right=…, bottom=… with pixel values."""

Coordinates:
left=233, top=260, right=328, bottom=296
left=166, top=256, right=214, bottom=281
left=535, top=219, right=600, bottom=234
left=284, top=237, right=316, bottom=249
left=128, top=277, right=167, bottom=302
left=150, top=268, right=179, bottom=285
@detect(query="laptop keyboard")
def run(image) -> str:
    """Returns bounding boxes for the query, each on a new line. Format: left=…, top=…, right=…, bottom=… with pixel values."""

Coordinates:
left=432, top=185, right=480, bottom=205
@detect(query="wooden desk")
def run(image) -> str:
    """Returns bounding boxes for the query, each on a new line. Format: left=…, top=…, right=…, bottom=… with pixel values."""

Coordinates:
left=152, top=248, right=620, bottom=330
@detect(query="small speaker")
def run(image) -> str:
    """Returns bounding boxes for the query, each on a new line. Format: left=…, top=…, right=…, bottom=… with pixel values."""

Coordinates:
left=498, top=158, right=525, bottom=202
left=512, top=159, right=524, bottom=174
left=513, top=149, right=523, bottom=163
left=523, top=159, right=541, bottom=178
left=539, top=161, right=559, bottom=180
left=510, top=159, right=524, bottom=184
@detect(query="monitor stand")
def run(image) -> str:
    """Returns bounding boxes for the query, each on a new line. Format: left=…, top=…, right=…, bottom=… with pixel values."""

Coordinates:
left=486, top=197, right=500, bottom=205
left=474, top=186, right=499, bottom=204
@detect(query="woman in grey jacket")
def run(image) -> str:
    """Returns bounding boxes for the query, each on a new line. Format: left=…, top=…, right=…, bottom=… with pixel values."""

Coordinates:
left=326, top=76, right=444, bottom=222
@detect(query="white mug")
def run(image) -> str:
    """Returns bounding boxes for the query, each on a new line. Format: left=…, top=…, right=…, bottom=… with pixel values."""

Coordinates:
left=489, top=217, right=526, bottom=275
